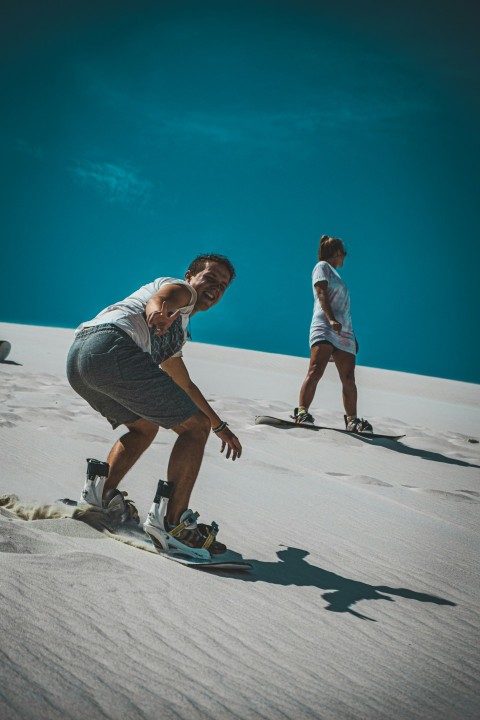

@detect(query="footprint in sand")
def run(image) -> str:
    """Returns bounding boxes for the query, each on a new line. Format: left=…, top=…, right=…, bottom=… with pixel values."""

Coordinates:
left=74, top=432, right=111, bottom=443
left=0, top=412, right=22, bottom=428
left=423, top=489, right=479, bottom=503
left=254, top=459, right=291, bottom=475
left=349, top=475, right=393, bottom=487
left=327, top=472, right=392, bottom=487
left=401, top=486, right=478, bottom=502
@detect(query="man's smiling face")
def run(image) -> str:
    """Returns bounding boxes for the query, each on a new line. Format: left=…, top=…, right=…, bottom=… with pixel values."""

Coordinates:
left=185, top=261, right=232, bottom=312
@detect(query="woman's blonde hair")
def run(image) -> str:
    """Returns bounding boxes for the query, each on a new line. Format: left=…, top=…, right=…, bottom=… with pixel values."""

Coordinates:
left=318, top=234, right=346, bottom=261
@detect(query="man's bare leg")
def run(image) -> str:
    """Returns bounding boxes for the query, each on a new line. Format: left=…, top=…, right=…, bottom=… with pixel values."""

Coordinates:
left=103, top=411, right=209, bottom=524
left=166, top=411, right=210, bottom=526
left=104, top=418, right=159, bottom=496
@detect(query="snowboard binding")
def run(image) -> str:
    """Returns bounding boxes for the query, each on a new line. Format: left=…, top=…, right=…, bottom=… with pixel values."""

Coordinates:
left=143, top=480, right=222, bottom=560
left=80, top=458, right=139, bottom=526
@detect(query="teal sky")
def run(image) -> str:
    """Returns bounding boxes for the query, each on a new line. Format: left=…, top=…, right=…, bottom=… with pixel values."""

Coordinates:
left=2, top=0, right=479, bottom=382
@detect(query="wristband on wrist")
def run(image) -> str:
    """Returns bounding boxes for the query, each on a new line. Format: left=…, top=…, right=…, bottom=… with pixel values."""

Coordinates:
left=212, top=421, right=228, bottom=434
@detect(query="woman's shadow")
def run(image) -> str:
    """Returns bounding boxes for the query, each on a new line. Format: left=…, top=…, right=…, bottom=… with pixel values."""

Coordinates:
left=267, top=423, right=479, bottom=469
left=359, top=436, right=479, bottom=469
left=227, top=546, right=456, bottom=621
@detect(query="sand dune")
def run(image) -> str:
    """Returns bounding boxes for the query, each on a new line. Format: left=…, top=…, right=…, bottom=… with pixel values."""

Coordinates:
left=1, top=321, right=479, bottom=720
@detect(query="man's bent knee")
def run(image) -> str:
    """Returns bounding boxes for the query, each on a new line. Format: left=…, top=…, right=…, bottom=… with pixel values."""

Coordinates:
left=172, top=410, right=210, bottom=437
left=125, top=418, right=159, bottom=441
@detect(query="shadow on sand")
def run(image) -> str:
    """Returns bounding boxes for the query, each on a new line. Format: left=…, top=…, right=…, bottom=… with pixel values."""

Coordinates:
left=359, top=436, right=480, bottom=469
left=267, top=423, right=479, bottom=469
left=224, top=546, right=456, bottom=621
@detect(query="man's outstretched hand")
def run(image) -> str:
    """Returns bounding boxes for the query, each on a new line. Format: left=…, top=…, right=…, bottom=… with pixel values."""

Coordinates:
left=146, top=301, right=181, bottom=336
left=217, top=426, right=242, bottom=461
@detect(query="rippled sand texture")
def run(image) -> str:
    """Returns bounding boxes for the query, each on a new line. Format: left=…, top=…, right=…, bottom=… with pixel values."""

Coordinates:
left=1, top=321, right=479, bottom=720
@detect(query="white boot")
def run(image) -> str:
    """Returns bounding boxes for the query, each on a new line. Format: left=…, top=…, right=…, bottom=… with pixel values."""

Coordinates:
left=80, top=458, right=139, bottom=527
left=80, top=458, right=109, bottom=506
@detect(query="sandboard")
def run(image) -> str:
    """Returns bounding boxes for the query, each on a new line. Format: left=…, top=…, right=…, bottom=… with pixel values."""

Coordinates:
left=159, top=553, right=252, bottom=572
left=255, top=416, right=405, bottom=440
left=0, top=340, right=11, bottom=362
left=58, top=498, right=252, bottom=572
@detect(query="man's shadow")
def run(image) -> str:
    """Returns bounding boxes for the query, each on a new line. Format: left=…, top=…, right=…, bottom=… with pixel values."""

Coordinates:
left=228, top=546, right=456, bottom=621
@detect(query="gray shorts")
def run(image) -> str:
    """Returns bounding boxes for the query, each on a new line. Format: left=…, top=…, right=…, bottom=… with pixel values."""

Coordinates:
left=66, top=324, right=198, bottom=430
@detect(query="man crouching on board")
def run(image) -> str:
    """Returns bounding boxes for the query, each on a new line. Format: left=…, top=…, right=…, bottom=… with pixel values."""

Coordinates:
left=66, top=254, right=241, bottom=555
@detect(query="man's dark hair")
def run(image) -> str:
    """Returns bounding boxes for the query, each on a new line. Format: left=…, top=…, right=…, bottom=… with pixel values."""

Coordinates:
left=187, top=254, right=236, bottom=282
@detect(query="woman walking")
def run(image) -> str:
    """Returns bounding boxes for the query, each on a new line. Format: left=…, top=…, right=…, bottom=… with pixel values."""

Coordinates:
left=294, top=235, right=373, bottom=433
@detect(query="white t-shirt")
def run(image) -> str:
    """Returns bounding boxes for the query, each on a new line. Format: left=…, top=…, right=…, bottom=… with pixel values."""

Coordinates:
left=77, top=277, right=197, bottom=359
left=309, top=261, right=356, bottom=355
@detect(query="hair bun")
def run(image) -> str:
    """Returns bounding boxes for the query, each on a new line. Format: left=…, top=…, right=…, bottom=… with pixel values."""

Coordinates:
left=320, top=234, right=329, bottom=242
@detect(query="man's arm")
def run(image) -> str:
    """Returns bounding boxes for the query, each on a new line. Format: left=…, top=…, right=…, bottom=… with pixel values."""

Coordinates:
left=146, top=284, right=193, bottom=336
left=161, top=356, right=242, bottom=460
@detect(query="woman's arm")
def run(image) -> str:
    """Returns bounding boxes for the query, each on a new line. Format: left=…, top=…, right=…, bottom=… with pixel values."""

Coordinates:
left=315, top=280, right=342, bottom=333
left=161, top=356, right=242, bottom=460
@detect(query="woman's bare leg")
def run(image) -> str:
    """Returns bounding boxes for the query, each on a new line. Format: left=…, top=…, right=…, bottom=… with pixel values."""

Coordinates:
left=333, top=350, right=357, bottom=417
left=298, top=343, right=334, bottom=410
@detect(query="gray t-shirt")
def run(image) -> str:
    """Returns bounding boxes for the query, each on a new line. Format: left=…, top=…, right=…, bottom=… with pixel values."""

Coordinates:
left=77, top=277, right=196, bottom=359
left=309, top=261, right=356, bottom=355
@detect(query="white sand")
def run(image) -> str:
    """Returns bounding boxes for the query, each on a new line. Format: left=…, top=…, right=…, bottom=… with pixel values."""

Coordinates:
left=1, top=321, right=479, bottom=720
